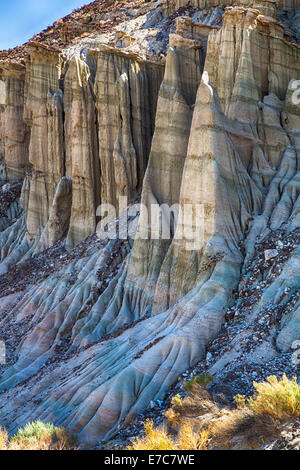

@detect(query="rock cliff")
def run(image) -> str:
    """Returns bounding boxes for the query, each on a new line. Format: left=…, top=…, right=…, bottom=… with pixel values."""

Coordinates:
left=0, top=0, right=300, bottom=448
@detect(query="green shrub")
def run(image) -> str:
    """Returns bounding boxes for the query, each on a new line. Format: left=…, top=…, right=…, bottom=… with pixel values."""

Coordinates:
left=12, top=421, right=57, bottom=445
left=7, top=421, right=77, bottom=450
left=184, top=374, right=213, bottom=391
left=247, top=374, right=300, bottom=419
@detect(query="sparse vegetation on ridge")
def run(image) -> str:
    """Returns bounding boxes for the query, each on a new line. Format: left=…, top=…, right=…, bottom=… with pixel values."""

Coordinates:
left=1, top=0, right=300, bottom=450
left=129, top=375, right=300, bottom=450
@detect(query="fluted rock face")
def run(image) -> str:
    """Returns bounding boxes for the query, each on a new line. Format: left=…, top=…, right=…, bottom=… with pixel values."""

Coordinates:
left=64, top=55, right=100, bottom=249
left=7, top=46, right=162, bottom=251
left=95, top=48, right=163, bottom=207
left=4, top=0, right=299, bottom=250
left=1, top=0, right=300, bottom=450
left=119, top=19, right=206, bottom=319
left=169, top=0, right=300, bottom=16
left=206, top=8, right=300, bottom=111
left=0, top=67, right=29, bottom=181
left=24, top=46, right=64, bottom=241
left=0, top=80, right=6, bottom=166
left=37, top=177, right=72, bottom=253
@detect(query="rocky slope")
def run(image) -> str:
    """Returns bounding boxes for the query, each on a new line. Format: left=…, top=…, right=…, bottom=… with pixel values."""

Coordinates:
left=0, top=0, right=299, bottom=448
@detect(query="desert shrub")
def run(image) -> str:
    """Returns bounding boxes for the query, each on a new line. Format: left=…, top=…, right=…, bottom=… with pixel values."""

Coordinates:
left=247, top=375, right=300, bottom=419
left=165, top=408, right=180, bottom=423
left=171, top=393, right=182, bottom=406
left=12, top=421, right=57, bottom=445
left=2, top=421, right=76, bottom=450
left=184, top=374, right=213, bottom=391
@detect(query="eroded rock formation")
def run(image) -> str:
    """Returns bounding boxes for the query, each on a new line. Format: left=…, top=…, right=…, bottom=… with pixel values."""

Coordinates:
left=0, top=64, right=29, bottom=181
left=1, top=1, right=165, bottom=254
left=0, top=0, right=300, bottom=448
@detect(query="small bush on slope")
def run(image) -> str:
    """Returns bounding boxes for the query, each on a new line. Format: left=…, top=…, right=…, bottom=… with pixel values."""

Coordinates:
left=184, top=374, right=213, bottom=391
left=129, top=375, right=300, bottom=450
left=1, top=421, right=77, bottom=450
left=171, top=394, right=182, bottom=406
left=247, top=375, right=300, bottom=419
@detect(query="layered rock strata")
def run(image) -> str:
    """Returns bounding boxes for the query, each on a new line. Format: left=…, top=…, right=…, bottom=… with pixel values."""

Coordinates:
left=0, top=3, right=166, bottom=253
left=167, top=0, right=300, bottom=17
left=0, top=0, right=300, bottom=449
left=0, top=64, right=29, bottom=181
left=24, top=45, right=64, bottom=243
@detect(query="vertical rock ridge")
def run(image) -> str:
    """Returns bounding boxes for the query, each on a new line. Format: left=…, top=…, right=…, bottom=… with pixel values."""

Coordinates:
left=64, top=54, right=100, bottom=249
left=95, top=47, right=164, bottom=208
left=24, top=45, right=64, bottom=242
left=0, top=64, right=29, bottom=181
left=1, top=0, right=300, bottom=449
left=98, top=17, right=205, bottom=329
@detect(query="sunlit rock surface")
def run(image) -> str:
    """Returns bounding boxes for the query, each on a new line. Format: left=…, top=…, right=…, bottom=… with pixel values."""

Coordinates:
left=0, top=0, right=300, bottom=448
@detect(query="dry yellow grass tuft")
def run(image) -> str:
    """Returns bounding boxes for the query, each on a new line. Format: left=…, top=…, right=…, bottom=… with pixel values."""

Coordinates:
left=0, top=428, right=8, bottom=450
left=128, top=419, right=210, bottom=451
left=127, top=420, right=176, bottom=450
left=177, top=423, right=209, bottom=450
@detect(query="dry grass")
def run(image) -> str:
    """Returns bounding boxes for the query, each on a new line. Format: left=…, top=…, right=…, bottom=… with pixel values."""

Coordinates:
left=208, top=408, right=281, bottom=449
left=127, top=420, right=176, bottom=450
left=247, top=375, right=300, bottom=419
left=0, top=428, right=8, bottom=450
left=129, top=375, right=300, bottom=450
left=128, top=419, right=210, bottom=451
left=177, top=423, right=209, bottom=450
left=0, top=421, right=77, bottom=450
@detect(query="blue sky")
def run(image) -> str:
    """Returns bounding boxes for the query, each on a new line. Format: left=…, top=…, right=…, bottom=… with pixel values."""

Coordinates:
left=0, top=0, right=89, bottom=50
